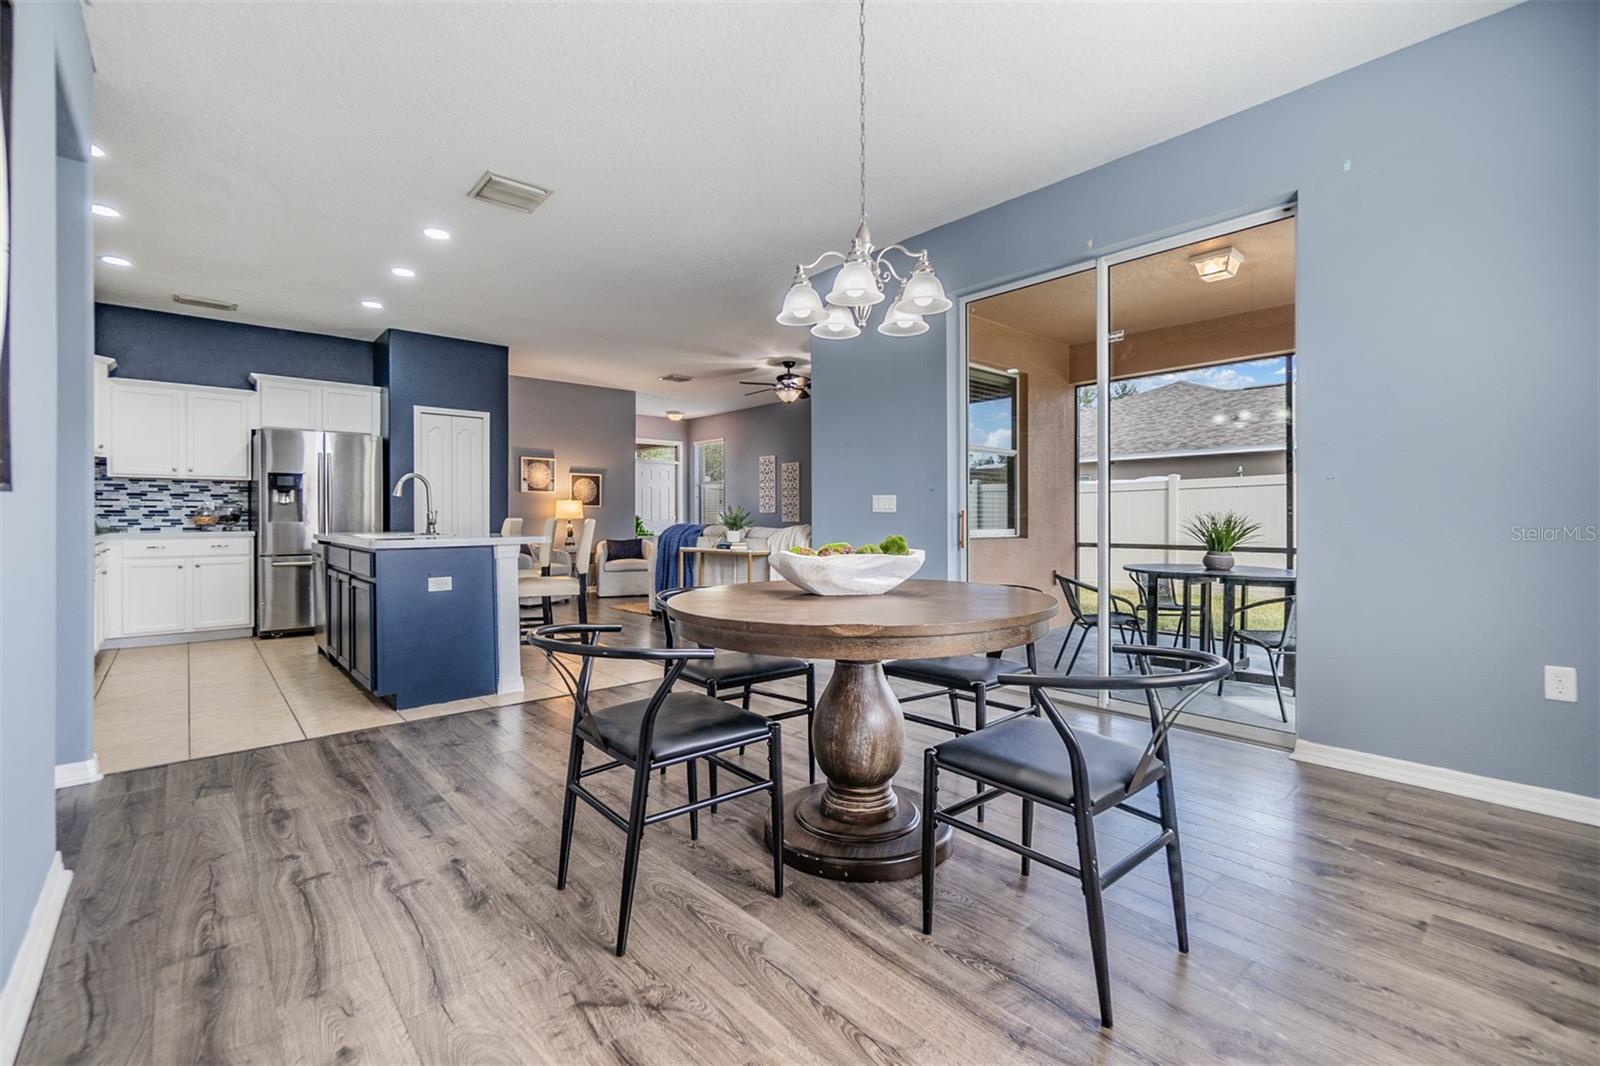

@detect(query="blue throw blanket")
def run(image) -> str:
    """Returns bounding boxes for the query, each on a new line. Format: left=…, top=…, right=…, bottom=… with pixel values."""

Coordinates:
left=654, top=523, right=704, bottom=597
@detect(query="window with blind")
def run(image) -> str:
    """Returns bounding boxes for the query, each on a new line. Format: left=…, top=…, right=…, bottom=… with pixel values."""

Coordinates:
left=693, top=438, right=726, bottom=523
left=968, top=366, right=1021, bottom=537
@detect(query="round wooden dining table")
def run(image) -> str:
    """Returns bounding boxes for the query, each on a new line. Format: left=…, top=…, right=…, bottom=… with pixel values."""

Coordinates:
left=667, top=579, right=1058, bottom=881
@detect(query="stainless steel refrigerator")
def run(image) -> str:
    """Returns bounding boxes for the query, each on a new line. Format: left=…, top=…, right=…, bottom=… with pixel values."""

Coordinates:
left=253, top=428, right=382, bottom=635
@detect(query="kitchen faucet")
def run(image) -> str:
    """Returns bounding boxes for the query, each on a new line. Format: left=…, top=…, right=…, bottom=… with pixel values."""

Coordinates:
left=391, top=472, right=439, bottom=535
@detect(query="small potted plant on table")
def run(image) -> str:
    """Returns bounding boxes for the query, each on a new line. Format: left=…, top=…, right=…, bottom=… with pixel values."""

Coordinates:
left=719, top=505, right=753, bottom=544
left=1184, top=510, right=1261, bottom=571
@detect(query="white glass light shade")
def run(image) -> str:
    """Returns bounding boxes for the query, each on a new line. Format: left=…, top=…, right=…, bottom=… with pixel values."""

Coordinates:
left=826, top=256, right=884, bottom=308
left=899, top=264, right=952, bottom=314
left=775, top=386, right=803, bottom=403
left=811, top=305, right=861, bottom=340
left=877, top=302, right=928, bottom=337
left=777, top=277, right=828, bottom=326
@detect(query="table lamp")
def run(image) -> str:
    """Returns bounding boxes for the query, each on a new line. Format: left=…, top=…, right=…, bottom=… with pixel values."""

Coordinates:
left=555, top=498, right=585, bottom=550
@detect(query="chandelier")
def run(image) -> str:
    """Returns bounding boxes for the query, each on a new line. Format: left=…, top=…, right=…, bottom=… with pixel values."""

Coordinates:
left=775, top=0, right=951, bottom=340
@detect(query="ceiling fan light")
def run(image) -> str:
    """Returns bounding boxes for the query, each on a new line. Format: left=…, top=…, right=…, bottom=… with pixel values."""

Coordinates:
left=826, top=256, right=884, bottom=308
left=776, top=275, right=828, bottom=326
left=901, top=264, right=952, bottom=314
left=811, top=305, right=861, bottom=340
left=775, top=386, right=803, bottom=403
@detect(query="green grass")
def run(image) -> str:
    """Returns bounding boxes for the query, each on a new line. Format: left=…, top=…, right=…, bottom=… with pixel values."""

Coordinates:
left=1077, top=586, right=1288, bottom=636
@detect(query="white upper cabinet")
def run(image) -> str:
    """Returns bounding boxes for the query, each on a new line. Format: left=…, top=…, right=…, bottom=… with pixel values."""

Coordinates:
left=183, top=390, right=252, bottom=479
left=108, top=380, right=254, bottom=480
left=109, top=382, right=185, bottom=477
left=93, top=355, right=117, bottom=458
left=252, top=374, right=383, bottom=435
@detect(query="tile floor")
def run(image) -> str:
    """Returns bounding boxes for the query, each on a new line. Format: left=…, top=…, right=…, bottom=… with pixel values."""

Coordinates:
left=92, top=631, right=664, bottom=773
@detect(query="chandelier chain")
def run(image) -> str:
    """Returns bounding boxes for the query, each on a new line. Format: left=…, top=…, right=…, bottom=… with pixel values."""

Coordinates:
left=858, top=0, right=867, bottom=226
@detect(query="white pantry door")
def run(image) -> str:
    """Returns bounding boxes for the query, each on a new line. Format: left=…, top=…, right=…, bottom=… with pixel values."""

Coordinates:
left=414, top=408, right=490, bottom=536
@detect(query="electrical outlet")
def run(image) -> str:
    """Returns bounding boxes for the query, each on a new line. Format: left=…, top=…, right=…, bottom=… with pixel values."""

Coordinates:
left=427, top=575, right=453, bottom=593
left=872, top=494, right=897, bottom=513
left=1544, top=665, right=1577, bottom=703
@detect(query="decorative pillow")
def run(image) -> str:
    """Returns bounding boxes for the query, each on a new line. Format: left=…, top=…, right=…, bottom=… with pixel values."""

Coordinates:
left=607, top=538, right=645, bottom=561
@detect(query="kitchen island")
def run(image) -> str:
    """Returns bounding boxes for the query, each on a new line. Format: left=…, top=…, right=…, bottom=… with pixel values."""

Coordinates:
left=314, top=532, right=548, bottom=709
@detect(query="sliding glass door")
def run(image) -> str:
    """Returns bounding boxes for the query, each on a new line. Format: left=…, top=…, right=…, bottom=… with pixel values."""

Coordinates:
left=962, top=206, right=1298, bottom=742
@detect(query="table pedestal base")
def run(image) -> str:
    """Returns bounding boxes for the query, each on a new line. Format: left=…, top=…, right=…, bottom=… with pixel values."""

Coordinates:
left=764, top=784, right=952, bottom=881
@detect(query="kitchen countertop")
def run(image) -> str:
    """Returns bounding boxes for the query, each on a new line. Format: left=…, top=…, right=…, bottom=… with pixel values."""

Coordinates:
left=317, top=532, right=549, bottom=551
left=96, top=530, right=255, bottom=540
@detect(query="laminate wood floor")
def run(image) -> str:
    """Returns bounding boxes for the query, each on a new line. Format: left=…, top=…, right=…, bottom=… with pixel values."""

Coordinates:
left=24, top=604, right=1600, bottom=1064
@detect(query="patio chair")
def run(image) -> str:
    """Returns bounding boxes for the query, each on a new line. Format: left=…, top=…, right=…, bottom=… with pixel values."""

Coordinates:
left=1130, top=575, right=1208, bottom=650
left=1224, top=594, right=1295, bottom=722
left=1051, top=572, right=1143, bottom=673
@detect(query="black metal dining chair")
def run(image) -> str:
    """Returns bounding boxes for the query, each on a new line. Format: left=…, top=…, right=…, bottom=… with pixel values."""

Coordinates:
left=1225, top=594, right=1296, bottom=722
left=530, top=623, right=786, bottom=957
left=919, top=645, right=1231, bottom=1028
left=1130, top=574, right=1208, bottom=650
left=657, top=586, right=817, bottom=787
left=1051, top=571, right=1144, bottom=673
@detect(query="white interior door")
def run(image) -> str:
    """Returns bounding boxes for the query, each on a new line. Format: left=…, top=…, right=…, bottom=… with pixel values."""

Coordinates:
left=414, top=407, right=490, bottom=536
left=636, top=459, right=677, bottom=531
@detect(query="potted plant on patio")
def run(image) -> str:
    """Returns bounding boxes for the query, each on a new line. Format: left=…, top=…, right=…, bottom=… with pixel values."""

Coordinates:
left=719, top=505, right=753, bottom=544
left=1184, top=510, right=1261, bottom=571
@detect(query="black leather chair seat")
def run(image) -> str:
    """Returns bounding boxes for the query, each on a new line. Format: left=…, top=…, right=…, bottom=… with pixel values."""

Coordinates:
left=580, top=691, right=772, bottom=761
left=885, top=655, right=1028, bottom=688
left=1237, top=629, right=1294, bottom=653
left=682, top=651, right=809, bottom=686
left=933, top=717, right=1160, bottom=809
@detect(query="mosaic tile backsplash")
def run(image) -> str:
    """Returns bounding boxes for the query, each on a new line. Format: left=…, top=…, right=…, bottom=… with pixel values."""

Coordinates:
left=95, top=458, right=251, bottom=532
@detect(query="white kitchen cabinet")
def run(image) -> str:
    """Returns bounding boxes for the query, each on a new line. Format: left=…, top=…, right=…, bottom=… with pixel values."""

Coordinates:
left=183, top=390, right=252, bottom=479
left=93, top=543, right=113, bottom=650
left=108, top=380, right=254, bottom=480
left=190, top=555, right=252, bottom=629
left=251, top=373, right=382, bottom=435
left=121, top=555, right=189, bottom=636
left=93, top=356, right=116, bottom=459
left=254, top=375, right=321, bottom=430
left=109, top=382, right=185, bottom=477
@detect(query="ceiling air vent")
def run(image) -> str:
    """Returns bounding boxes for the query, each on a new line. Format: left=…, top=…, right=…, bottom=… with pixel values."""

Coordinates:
left=467, top=171, right=552, bottom=214
left=659, top=373, right=694, bottom=384
left=173, top=293, right=238, bottom=312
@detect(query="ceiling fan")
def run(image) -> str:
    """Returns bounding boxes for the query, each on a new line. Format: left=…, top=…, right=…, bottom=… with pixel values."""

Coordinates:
left=740, top=360, right=811, bottom=404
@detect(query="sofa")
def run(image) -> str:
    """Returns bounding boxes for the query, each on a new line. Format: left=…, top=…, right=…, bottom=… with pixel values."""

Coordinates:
left=595, top=537, right=656, bottom=598
left=691, top=523, right=810, bottom=584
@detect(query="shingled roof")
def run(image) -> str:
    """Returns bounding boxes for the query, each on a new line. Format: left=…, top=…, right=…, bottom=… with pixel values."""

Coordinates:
left=1078, top=381, right=1289, bottom=460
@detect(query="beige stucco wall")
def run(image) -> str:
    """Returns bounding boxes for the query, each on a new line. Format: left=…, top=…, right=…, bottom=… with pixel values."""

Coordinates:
left=968, top=314, right=1076, bottom=614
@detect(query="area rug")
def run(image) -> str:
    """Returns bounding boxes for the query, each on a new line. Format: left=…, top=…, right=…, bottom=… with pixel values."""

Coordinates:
left=611, top=601, right=656, bottom=616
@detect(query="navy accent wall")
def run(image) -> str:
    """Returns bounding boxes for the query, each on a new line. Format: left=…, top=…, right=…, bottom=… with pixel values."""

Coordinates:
left=375, top=330, right=510, bottom=531
left=94, top=304, right=375, bottom=389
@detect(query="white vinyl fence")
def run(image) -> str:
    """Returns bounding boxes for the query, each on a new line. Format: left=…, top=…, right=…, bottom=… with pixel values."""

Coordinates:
left=1078, top=474, right=1290, bottom=588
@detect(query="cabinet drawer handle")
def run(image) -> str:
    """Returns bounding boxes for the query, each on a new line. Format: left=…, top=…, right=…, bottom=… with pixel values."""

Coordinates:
left=144, top=545, right=166, bottom=551
left=271, top=559, right=314, bottom=568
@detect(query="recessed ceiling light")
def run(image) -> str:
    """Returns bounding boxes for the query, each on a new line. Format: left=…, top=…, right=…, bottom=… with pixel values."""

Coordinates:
left=422, top=227, right=451, bottom=241
left=90, top=144, right=106, bottom=159
left=361, top=300, right=384, bottom=310
left=91, top=204, right=121, bottom=218
left=390, top=266, right=416, bottom=278
left=99, top=255, right=132, bottom=267
left=666, top=410, right=684, bottom=422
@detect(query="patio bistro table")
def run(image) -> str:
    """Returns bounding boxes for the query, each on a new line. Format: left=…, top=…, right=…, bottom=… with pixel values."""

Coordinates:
left=1122, top=562, right=1296, bottom=681
left=666, top=579, right=1057, bottom=882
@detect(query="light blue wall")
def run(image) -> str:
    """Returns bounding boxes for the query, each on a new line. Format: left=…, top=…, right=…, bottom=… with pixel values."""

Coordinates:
left=56, top=156, right=94, bottom=766
left=811, top=2, right=1600, bottom=796
left=1, top=0, right=94, bottom=983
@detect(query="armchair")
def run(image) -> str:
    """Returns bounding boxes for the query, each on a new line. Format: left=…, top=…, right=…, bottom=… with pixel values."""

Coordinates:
left=596, top=537, right=656, bottom=598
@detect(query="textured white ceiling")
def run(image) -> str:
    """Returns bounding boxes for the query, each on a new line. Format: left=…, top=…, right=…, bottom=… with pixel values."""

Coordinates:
left=85, top=0, right=1508, bottom=418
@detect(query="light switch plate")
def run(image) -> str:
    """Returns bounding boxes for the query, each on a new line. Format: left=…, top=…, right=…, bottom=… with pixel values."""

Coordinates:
left=872, top=494, right=897, bottom=513
left=427, top=575, right=453, bottom=593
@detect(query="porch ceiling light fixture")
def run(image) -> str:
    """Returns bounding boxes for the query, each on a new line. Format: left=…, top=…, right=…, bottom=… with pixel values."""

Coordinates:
left=1189, top=246, right=1244, bottom=283
left=775, top=0, right=952, bottom=340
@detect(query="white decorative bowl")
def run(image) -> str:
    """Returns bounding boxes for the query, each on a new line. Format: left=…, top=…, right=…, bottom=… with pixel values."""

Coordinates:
left=769, top=549, right=925, bottom=596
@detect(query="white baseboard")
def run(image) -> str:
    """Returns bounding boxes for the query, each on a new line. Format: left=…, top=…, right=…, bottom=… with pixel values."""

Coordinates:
left=54, top=756, right=102, bottom=790
left=102, top=626, right=253, bottom=650
left=1292, top=741, right=1600, bottom=826
left=0, top=853, right=72, bottom=1065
